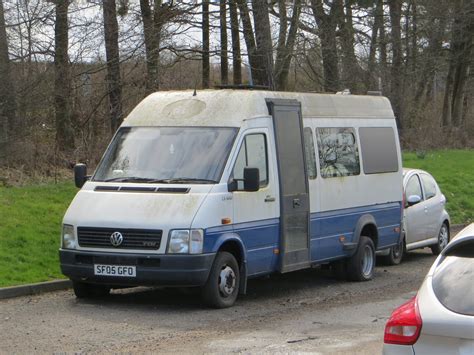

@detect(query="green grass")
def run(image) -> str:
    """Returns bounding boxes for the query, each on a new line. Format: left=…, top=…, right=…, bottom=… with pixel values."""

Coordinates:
left=0, top=182, right=77, bottom=287
left=0, top=149, right=472, bottom=288
left=403, top=149, right=474, bottom=225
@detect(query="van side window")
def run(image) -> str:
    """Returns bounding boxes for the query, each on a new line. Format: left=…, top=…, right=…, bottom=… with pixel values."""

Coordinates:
left=420, top=174, right=437, bottom=200
left=303, top=127, right=317, bottom=179
left=316, top=128, right=360, bottom=178
left=358, top=127, right=399, bottom=174
left=232, top=134, right=268, bottom=187
left=406, top=175, right=423, bottom=203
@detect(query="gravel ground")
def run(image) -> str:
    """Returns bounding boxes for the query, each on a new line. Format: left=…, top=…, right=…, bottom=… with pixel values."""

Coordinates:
left=0, top=244, right=450, bottom=354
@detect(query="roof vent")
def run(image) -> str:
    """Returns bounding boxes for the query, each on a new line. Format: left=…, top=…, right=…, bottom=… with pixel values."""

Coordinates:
left=367, top=91, right=382, bottom=96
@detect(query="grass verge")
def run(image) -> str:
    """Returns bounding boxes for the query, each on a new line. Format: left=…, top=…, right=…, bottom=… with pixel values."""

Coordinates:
left=0, top=182, right=76, bottom=287
left=403, top=149, right=473, bottom=225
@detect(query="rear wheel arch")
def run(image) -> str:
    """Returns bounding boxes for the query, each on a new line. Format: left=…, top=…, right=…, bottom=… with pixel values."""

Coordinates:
left=353, top=215, right=379, bottom=250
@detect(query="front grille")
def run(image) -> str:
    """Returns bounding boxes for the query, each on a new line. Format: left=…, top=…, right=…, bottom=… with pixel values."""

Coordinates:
left=77, top=227, right=162, bottom=250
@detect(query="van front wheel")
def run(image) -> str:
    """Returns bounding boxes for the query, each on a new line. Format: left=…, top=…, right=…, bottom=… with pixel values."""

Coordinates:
left=201, top=252, right=240, bottom=308
left=346, top=236, right=375, bottom=281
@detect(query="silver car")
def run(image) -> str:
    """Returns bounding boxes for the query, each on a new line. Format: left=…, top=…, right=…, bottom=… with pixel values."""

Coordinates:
left=383, top=224, right=474, bottom=354
left=382, top=168, right=450, bottom=265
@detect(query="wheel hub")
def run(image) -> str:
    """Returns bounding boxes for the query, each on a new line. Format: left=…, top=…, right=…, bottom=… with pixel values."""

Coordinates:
left=439, top=225, right=449, bottom=249
left=362, top=245, right=374, bottom=277
left=218, top=266, right=236, bottom=297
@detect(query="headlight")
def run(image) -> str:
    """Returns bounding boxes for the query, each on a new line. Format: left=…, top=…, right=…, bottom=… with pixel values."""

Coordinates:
left=167, top=229, right=203, bottom=254
left=61, top=224, right=76, bottom=249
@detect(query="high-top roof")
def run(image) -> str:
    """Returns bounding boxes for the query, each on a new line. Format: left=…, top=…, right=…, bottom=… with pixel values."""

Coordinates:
left=123, top=89, right=395, bottom=127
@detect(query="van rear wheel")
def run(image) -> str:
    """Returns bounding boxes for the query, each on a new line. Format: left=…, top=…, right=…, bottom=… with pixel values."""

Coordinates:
left=346, top=236, right=375, bottom=281
left=73, top=281, right=110, bottom=298
left=201, top=252, right=240, bottom=308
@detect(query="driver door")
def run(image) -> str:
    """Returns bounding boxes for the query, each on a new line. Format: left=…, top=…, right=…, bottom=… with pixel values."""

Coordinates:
left=230, top=129, right=279, bottom=276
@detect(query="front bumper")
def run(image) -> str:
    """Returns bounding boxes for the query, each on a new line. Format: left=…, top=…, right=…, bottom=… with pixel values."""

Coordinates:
left=59, top=249, right=215, bottom=287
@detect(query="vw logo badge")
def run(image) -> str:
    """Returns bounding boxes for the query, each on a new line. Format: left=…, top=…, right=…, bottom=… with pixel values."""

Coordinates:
left=110, top=231, right=123, bottom=247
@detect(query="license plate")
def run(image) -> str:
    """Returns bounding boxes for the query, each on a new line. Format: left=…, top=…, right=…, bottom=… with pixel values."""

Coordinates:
left=94, top=264, right=136, bottom=277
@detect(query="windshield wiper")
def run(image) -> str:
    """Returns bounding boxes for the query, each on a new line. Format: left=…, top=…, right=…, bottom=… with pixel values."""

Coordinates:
left=160, top=177, right=217, bottom=184
left=103, top=177, right=169, bottom=183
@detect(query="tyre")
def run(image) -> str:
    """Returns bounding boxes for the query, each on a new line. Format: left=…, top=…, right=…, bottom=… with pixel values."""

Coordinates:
left=201, top=252, right=240, bottom=308
left=431, top=223, right=449, bottom=255
left=382, top=238, right=405, bottom=266
left=346, top=236, right=375, bottom=281
left=73, top=281, right=110, bottom=299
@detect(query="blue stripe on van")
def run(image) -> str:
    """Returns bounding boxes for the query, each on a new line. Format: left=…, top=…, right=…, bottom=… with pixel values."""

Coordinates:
left=204, top=202, right=401, bottom=276
left=204, top=218, right=280, bottom=276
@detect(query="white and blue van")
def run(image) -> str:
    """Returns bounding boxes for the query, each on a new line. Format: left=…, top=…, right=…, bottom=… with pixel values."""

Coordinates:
left=60, top=90, right=403, bottom=308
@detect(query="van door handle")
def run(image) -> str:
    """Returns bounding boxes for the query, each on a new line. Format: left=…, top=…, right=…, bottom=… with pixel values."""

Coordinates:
left=264, top=196, right=276, bottom=202
left=293, top=198, right=301, bottom=208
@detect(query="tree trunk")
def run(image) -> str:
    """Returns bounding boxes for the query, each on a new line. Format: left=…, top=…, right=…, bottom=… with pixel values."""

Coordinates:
left=140, top=0, right=161, bottom=93
left=229, top=0, right=242, bottom=85
left=54, top=0, right=74, bottom=151
left=236, top=0, right=261, bottom=85
left=103, top=0, right=123, bottom=133
left=0, top=0, right=16, bottom=150
left=339, top=0, right=360, bottom=93
left=202, top=0, right=210, bottom=88
left=378, top=0, right=389, bottom=94
left=442, top=0, right=474, bottom=127
left=365, top=1, right=381, bottom=90
left=310, top=0, right=341, bottom=92
left=220, top=0, right=228, bottom=85
left=251, top=0, right=273, bottom=87
left=274, top=0, right=301, bottom=91
left=388, top=0, right=403, bottom=130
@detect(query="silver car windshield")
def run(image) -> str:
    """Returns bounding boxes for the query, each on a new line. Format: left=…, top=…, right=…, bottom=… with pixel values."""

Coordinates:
left=93, top=127, right=238, bottom=184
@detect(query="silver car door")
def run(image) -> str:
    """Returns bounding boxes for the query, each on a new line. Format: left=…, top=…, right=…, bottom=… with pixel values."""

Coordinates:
left=420, top=173, right=443, bottom=238
left=404, top=173, right=428, bottom=243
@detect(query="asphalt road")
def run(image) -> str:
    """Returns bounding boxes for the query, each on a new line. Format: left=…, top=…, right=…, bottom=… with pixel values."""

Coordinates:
left=0, top=247, right=444, bottom=354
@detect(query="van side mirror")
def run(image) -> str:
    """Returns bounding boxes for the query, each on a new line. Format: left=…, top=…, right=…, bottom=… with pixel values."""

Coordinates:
left=74, top=163, right=88, bottom=188
left=243, top=167, right=260, bottom=192
left=227, top=168, right=261, bottom=192
left=406, top=194, right=422, bottom=207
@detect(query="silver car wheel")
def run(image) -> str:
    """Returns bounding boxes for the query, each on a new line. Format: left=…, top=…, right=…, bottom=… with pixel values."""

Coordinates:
left=438, top=224, right=449, bottom=250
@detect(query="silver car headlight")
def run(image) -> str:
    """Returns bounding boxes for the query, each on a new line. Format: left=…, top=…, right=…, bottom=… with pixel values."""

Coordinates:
left=61, top=224, right=77, bottom=249
left=167, top=229, right=203, bottom=254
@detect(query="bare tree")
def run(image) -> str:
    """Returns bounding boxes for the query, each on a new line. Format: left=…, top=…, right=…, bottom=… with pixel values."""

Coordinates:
left=310, top=0, right=341, bottom=92
left=140, top=0, right=161, bottom=93
left=442, top=0, right=474, bottom=127
left=0, top=0, right=16, bottom=149
left=220, top=0, right=228, bottom=85
left=388, top=0, right=403, bottom=129
left=103, top=0, right=123, bottom=133
left=252, top=0, right=273, bottom=88
left=236, top=0, right=260, bottom=85
left=274, top=0, right=301, bottom=91
left=202, top=0, right=210, bottom=88
left=54, top=0, right=74, bottom=151
left=229, top=0, right=241, bottom=85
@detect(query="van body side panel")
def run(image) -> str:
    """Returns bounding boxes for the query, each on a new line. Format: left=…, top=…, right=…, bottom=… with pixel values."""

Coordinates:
left=309, top=202, right=401, bottom=262
left=203, top=218, right=280, bottom=276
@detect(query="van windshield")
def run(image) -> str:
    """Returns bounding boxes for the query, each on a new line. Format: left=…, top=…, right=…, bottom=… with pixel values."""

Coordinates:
left=93, top=127, right=238, bottom=184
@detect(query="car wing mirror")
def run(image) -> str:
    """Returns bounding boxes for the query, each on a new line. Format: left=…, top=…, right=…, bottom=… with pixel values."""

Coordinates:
left=407, top=194, right=422, bottom=207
